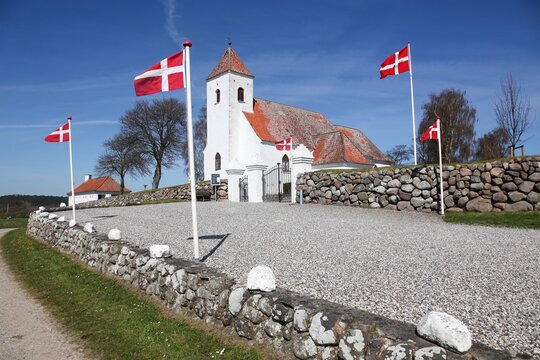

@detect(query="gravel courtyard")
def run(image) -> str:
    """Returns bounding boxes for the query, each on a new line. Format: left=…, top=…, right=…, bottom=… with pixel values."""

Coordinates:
left=75, top=202, right=540, bottom=356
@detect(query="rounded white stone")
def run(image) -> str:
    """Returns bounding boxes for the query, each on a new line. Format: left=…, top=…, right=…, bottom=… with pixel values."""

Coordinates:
left=417, top=311, right=472, bottom=353
left=39, top=206, right=46, bottom=211
left=57, top=216, right=66, bottom=222
left=228, top=287, right=246, bottom=316
left=108, top=229, right=122, bottom=241
left=59, top=202, right=67, bottom=207
left=246, top=265, right=276, bottom=292
left=84, top=222, right=96, bottom=233
left=39, top=212, right=49, bottom=218
left=149, top=244, right=171, bottom=258
left=68, top=219, right=77, bottom=227
left=48, top=213, right=58, bottom=220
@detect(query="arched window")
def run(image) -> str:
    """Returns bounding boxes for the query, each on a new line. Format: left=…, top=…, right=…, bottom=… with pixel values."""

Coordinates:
left=237, top=87, right=244, bottom=102
left=282, top=154, right=290, bottom=171
left=215, top=89, right=220, bottom=103
left=215, top=153, right=221, bottom=171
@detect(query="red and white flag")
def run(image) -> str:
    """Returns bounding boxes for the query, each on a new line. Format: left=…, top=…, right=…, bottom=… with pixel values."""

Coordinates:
left=420, top=119, right=440, bottom=142
left=380, top=45, right=410, bottom=79
left=275, top=137, right=292, bottom=151
left=45, top=122, right=70, bottom=142
left=134, top=51, right=185, bottom=96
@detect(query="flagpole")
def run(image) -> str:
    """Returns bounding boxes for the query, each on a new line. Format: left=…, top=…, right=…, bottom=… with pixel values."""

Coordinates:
left=437, top=117, right=445, bottom=215
left=183, top=40, right=200, bottom=260
left=408, top=43, right=418, bottom=165
left=290, top=138, right=294, bottom=204
left=67, top=116, right=76, bottom=221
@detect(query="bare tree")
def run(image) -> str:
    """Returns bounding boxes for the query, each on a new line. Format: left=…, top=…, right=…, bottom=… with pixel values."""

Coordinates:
left=494, top=73, right=532, bottom=151
left=476, top=127, right=509, bottom=161
left=120, top=98, right=186, bottom=189
left=418, top=89, right=477, bottom=163
left=181, top=106, right=207, bottom=182
left=95, top=134, right=150, bottom=194
left=385, top=145, right=413, bottom=165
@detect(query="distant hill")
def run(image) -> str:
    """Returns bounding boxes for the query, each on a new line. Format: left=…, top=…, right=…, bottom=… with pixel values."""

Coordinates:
left=0, top=195, right=68, bottom=218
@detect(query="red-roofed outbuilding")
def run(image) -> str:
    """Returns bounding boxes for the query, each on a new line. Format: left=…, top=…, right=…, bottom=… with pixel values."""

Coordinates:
left=67, top=175, right=130, bottom=206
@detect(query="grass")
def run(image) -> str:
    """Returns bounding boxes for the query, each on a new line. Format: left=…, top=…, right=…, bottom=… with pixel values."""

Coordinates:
left=443, top=211, right=540, bottom=229
left=0, top=218, right=28, bottom=228
left=0, top=229, right=263, bottom=360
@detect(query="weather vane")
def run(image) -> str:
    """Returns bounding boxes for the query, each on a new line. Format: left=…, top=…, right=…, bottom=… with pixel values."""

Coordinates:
left=226, top=36, right=232, bottom=47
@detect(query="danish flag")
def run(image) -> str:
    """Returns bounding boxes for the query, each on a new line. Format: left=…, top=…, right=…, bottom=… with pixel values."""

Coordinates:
left=380, top=45, right=410, bottom=79
left=420, top=118, right=440, bottom=142
left=275, top=137, right=292, bottom=151
left=45, top=122, right=70, bottom=142
left=134, top=51, right=185, bottom=96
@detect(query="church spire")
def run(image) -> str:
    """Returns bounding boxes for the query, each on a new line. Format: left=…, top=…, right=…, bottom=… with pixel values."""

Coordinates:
left=207, top=46, right=253, bottom=80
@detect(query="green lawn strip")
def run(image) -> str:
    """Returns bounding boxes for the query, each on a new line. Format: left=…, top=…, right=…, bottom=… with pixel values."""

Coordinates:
left=0, top=218, right=28, bottom=228
left=1, top=229, right=262, bottom=360
left=443, top=211, right=540, bottom=229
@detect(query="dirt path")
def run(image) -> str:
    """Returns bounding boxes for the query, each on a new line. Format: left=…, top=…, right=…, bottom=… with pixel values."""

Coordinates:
left=0, top=228, right=90, bottom=360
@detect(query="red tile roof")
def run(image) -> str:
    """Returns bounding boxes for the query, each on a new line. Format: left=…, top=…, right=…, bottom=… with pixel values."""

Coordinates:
left=67, top=176, right=131, bottom=195
left=207, top=47, right=253, bottom=80
left=243, top=98, right=391, bottom=166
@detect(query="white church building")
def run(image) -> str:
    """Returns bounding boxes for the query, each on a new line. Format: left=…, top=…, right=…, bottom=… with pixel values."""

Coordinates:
left=203, top=47, right=392, bottom=203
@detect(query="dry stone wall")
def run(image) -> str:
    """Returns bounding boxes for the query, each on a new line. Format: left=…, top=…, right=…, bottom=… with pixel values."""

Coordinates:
left=27, top=213, right=511, bottom=360
left=72, top=180, right=228, bottom=209
left=297, top=157, right=540, bottom=213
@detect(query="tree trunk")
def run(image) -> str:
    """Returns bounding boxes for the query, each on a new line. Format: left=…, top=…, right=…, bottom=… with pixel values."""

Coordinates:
left=152, top=164, right=162, bottom=189
left=120, top=176, right=125, bottom=195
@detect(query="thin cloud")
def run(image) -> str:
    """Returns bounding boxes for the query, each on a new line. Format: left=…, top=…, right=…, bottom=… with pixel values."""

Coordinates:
left=0, top=120, right=117, bottom=129
left=162, top=0, right=183, bottom=44
left=0, top=74, right=129, bottom=93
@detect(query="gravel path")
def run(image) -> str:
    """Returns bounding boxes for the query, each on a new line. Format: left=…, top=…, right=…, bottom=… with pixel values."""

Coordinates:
left=74, top=202, right=540, bottom=357
left=0, top=229, right=90, bottom=360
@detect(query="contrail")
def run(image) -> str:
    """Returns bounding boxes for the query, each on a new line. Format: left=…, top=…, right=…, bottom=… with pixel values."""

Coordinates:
left=162, top=0, right=183, bottom=43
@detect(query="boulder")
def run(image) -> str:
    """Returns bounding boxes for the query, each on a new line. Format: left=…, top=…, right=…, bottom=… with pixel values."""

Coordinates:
left=417, top=311, right=472, bottom=353
left=501, top=182, right=518, bottom=192
left=57, top=216, right=66, bottom=222
left=411, top=197, right=425, bottom=208
left=293, top=307, right=311, bottom=332
left=292, top=333, right=317, bottom=359
left=506, top=201, right=533, bottom=212
left=108, top=229, right=122, bottom=241
left=401, top=184, right=415, bottom=193
left=492, top=192, right=507, bottom=202
left=39, top=212, right=49, bottom=218
left=527, top=191, right=540, bottom=204
left=69, top=219, right=77, bottom=227
left=247, top=265, right=276, bottom=292
left=228, top=287, right=246, bottom=316
left=388, top=179, right=401, bottom=188
left=414, top=346, right=447, bottom=360
left=508, top=191, right=526, bottom=202
left=48, top=213, right=58, bottom=220
left=465, top=197, right=492, bottom=212
left=529, top=172, right=540, bottom=182
left=59, top=202, right=67, bottom=207
left=149, top=244, right=171, bottom=258
left=338, top=329, right=365, bottom=360
left=518, top=181, right=535, bottom=194
left=309, top=312, right=343, bottom=345
left=38, top=206, right=46, bottom=211
left=385, top=341, right=415, bottom=360
left=84, top=222, right=96, bottom=233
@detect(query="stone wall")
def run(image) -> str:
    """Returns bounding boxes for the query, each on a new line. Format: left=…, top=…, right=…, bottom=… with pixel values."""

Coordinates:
left=72, top=180, right=228, bottom=209
left=297, top=157, right=540, bottom=213
left=27, top=213, right=510, bottom=360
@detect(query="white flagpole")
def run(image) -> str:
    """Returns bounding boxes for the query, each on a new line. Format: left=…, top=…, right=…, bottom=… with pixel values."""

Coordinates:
left=437, top=117, right=445, bottom=215
left=183, top=41, right=200, bottom=260
left=290, top=138, right=294, bottom=204
left=67, top=116, right=76, bottom=221
left=408, top=43, right=418, bottom=165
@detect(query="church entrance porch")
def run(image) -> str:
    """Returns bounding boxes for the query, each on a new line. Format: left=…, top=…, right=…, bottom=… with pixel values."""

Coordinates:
left=262, top=163, right=291, bottom=202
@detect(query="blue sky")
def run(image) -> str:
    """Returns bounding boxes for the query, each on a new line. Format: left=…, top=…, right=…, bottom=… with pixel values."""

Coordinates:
left=1, top=0, right=539, bottom=196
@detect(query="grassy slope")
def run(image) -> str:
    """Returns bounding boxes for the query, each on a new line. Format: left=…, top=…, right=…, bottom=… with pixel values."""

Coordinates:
left=0, top=218, right=28, bottom=228
left=443, top=211, right=540, bottom=229
left=0, top=229, right=262, bottom=360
